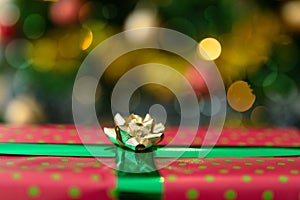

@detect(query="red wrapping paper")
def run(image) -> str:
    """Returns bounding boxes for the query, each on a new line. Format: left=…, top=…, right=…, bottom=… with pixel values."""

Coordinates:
left=160, top=157, right=300, bottom=200
left=0, top=124, right=299, bottom=200
left=0, top=156, right=116, bottom=200
left=0, top=125, right=299, bottom=147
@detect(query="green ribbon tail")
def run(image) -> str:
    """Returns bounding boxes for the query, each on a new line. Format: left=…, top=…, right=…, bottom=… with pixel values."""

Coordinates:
left=116, top=147, right=162, bottom=200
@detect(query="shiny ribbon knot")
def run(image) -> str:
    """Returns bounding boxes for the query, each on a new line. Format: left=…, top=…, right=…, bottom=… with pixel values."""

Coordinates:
left=104, top=113, right=165, bottom=151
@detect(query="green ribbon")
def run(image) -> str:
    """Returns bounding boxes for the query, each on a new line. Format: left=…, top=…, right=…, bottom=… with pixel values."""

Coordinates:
left=0, top=143, right=300, bottom=158
left=1, top=142, right=300, bottom=200
left=116, top=147, right=162, bottom=200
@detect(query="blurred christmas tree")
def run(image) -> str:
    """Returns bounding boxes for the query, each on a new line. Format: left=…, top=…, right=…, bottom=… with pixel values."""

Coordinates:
left=0, top=0, right=299, bottom=127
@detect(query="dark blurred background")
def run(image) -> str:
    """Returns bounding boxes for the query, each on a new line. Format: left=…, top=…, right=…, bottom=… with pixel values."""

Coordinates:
left=0, top=0, right=300, bottom=127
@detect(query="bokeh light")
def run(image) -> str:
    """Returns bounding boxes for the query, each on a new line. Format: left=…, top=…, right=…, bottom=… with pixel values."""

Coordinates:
left=0, top=75, right=10, bottom=110
left=227, top=81, right=256, bottom=112
left=5, top=39, right=32, bottom=69
left=29, top=38, right=57, bottom=72
left=49, top=0, right=81, bottom=25
left=23, top=14, right=46, bottom=39
left=198, top=37, right=222, bottom=61
left=73, top=75, right=100, bottom=105
left=250, top=106, right=268, bottom=126
left=281, top=1, right=300, bottom=30
left=0, top=2, right=20, bottom=26
left=58, top=31, right=81, bottom=58
left=0, top=0, right=298, bottom=126
left=263, top=73, right=298, bottom=104
left=4, top=95, right=45, bottom=124
left=124, top=3, right=157, bottom=43
left=80, top=28, right=93, bottom=50
left=200, top=95, right=222, bottom=117
left=184, top=66, right=208, bottom=96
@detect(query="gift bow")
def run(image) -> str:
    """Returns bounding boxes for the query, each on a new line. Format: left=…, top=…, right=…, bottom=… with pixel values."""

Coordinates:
left=104, top=113, right=165, bottom=151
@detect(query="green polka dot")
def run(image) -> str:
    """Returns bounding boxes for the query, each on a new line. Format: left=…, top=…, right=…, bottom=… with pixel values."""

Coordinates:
left=26, top=157, right=35, bottom=161
left=110, top=170, right=117, bottom=175
left=8, top=139, right=15, bottom=142
left=28, top=186, right=40, bottom=197
left=219, top=169, right=229, bottom=174
left=244, top=162, right=252, bottom=166
left=37, top=140, right=45, bottom=144
left=108, top=188, right=117, bottom=198
left=57, top=125, right=64, bottom=129
left=255, top=169, right=264, bottom=174
left=73, top=168, right=82, bottom=173
left=76, top=162, right=84, bottom=167
left=70, top=130, right=77, bottom=136
left=41, top=162, right=49, bottom=166
left=262, top=190, right=274, bottom=200
left=56, top=165, right=65, bottom=169
left=266, top=166, right=275, bottom=170
left=90, top=174, right=101, bottom=181
left=51, top=173, right=61, bottom=181
left=167, top=174, right=177, bottom=181
left=20, top=165, right=29, bottom=169
left=15, top=129, right=21, bottom=134
left=12, top=173, right=22, bottom=180
left=6, top=161, right=14, bottom=165
left=68, top=187, right=81, bottom=198
left=186, top=189, right=199, bottom=199
left=198, top=165, right=207, bottom=169
left=290, top=170, right=299, bottom=174
left=192, top=159, right=200, bottom=163
left=277, top=162, right=285, bottom=166
left=232, top=166, right=241, bottom=169
left=36, top=167, right=44, bottom=172
left=224, top=189, right=237, bottom=200
left=93, top=163, right=101, bottom=168
left=178, top=163, right=186, bottom=166
left=237, top=142, right=246, bottom=146
left=224, top=159, right=232, bottom=162
left=278, top=175, right=288, bottom=183
left=61, top=158, right=69, bottom=162
left=242, top=175, right=252, bottom=182
left=205, top=175, right=215, bottom=182
left=211, top=162, right=220, bottom=165
left=82, top=135, right=90, bottom=140
left=67, top=140, right=75, bottom=144
left=26, top=134, right=33, bottom=139
left=54, top=135, right=62, bottom=140
left=256, top=159, right=264, bottom=163
left=265, top=142, right=273, bottom=147
left=184, top=169, right=192, bottom=174
left=287, top=159, right=295, bottom=162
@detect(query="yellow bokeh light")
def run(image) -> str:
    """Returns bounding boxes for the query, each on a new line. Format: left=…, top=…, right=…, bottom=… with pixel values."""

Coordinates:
left=29, top=38, right=57, bottom=72
left=198, top=37, right=222, bottom=60
left=227, top=80, right=256, bottom=112
left=250, top=106, right=268, bottom=125
left=81, top=28, right=93, bottom=50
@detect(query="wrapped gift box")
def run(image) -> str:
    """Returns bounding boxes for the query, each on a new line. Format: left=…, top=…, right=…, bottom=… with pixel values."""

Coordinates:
left=0, top=125, right=300, bottom=200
